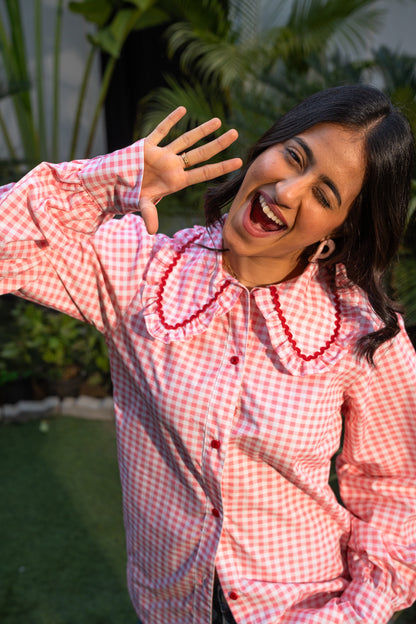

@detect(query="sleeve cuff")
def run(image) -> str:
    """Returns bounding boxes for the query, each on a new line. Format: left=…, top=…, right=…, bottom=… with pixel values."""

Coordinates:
left=80, top=139, right=144, bottom=214
left=337, top=579, right=395, bottom=623
left=278, top=580, right=395, bottom=624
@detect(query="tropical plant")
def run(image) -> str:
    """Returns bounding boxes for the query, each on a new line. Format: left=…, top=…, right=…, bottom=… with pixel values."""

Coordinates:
left=68, top=0, right=174, bottom=157
left=138, top=0, right=386, bottom=141
left=0, top=299, right=111, bottom=395
left=0, top=0, right=173, bottom=176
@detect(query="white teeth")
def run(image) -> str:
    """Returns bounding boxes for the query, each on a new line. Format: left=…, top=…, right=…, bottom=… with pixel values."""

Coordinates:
left=259, top=195, right=284, bottom=227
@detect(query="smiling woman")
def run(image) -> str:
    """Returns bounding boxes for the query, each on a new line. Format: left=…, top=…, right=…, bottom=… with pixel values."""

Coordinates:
left=207, top=84, right=414, bottom=361
left=1, top=84, right=416, bottom=624
left=221, top=123, right=365, bottom=286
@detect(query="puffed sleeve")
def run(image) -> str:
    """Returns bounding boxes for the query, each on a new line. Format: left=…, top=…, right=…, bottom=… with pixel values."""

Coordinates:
left=279, top=319, right=416, bottom=624
left=336, top=320, right=416, bottom=621
left=0, top=141, right=152, bottom=331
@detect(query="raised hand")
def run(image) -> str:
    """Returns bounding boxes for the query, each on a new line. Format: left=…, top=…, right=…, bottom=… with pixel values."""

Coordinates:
left=139, top=107, right=242, bottom=234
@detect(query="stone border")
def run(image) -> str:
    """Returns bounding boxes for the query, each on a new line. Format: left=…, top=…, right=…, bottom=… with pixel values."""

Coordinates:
left=0, top=395, right=114, bottom=423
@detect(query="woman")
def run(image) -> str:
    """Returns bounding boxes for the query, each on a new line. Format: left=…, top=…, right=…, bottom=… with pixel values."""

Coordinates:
left=1, top=84, right=416, bottom=624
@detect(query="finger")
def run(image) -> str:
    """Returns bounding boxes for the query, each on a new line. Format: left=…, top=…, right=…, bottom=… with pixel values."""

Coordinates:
left=139, top=197, right=159, bottom=235
left=146, top=107, right=187, bottom=146
left=185, top=157, right=243, bottom=185
left=168, top=117, right=222, bottom=154
left=182, top=129, right=239, bottom=167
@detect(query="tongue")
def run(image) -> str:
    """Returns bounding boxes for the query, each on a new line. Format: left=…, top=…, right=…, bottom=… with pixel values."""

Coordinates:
left=251, top=195, right=280, bottom=231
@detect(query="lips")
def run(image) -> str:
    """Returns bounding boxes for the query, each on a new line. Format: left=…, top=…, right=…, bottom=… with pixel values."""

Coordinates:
left=250, top=192, right=287, bottom=232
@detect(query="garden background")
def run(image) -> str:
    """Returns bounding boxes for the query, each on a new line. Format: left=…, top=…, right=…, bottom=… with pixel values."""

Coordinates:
left=1, top=1, right=416, bottom=622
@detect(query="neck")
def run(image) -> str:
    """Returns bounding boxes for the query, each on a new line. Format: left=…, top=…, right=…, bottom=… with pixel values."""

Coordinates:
left=222, top=251, right=308, bottom=288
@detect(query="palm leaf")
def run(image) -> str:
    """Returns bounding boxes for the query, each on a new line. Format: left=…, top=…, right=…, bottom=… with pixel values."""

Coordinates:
left=373, top=46, right=416, bottom=92
left=159, top=0, right=230, bottom=35
left=272, top=0, right=385, bottom=65
left=137, top=76, right=227, bottom=137
left=229, top=0, right=261, bottom=43
left=165, top=23, right=241, bottom=89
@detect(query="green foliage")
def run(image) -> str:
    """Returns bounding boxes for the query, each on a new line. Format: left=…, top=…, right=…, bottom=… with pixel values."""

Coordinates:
left=68, top=0, right=115, bottom=27
left=0, top=299, right=110, bottom=389
left=277, top=0, right=384, bottom=67
left=0, top=0, right=170, bottom=172
left=138, top=0, right=385, bottom=136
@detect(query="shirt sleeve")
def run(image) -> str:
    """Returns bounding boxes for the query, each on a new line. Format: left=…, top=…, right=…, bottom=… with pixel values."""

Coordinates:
left=280, top=320, right=416, bottom=624
left=0, top=140, right=148, bottom=332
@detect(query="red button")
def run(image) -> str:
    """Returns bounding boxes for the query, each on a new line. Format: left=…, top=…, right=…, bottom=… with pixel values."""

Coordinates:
left=230, top=356, right=239, bottom=365
left=211, top=440, right=221, bottom=450
left=229, top=591, right=239, bottom=600
left=211, top=508, right=220, bottom=517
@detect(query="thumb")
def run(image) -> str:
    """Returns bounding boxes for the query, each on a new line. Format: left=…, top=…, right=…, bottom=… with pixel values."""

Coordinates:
left=138, top=197, right=159, bottom=235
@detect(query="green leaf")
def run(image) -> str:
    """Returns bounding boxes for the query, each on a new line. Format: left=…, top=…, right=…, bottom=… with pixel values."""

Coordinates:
left=89, top=0, right=159, bottom=58
left=139, top=75, right=226, bottom=136
left=128, top=0, right=157, bottom=10
left=68, top=0, right=114, bottom=27
left=132, top=7, right=171, bottom=31
left=272, top=0, right=385, bottom=68
left=89, top=9, right=137, bottom=57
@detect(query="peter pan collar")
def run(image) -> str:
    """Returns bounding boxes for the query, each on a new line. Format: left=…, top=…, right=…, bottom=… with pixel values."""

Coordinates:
left=141, top=222, right=380, bottom=376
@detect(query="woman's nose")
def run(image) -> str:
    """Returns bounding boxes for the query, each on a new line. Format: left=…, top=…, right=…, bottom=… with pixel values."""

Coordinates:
left=275, top=176, right=307, bottom=208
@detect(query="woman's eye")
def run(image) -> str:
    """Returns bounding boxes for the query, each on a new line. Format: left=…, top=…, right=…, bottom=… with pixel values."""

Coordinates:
left=313, top=187, right=331, bottom=209
left=286, top=147, right=302, bottom=166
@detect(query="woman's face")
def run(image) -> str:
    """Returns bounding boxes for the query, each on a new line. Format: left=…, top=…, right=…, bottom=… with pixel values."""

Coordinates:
left=222, top=122, right=366, bottom=280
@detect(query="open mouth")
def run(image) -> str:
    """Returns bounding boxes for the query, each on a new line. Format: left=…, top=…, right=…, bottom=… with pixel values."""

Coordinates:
left=250, top=193, right=287, bottom=232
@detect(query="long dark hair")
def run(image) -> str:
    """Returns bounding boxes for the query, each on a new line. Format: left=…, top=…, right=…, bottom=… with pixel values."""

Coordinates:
left=204, top=84, right=415, bottom=363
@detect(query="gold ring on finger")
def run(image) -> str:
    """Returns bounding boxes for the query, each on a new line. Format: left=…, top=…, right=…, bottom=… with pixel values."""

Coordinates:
left=181, top=152, right=190, bottom=168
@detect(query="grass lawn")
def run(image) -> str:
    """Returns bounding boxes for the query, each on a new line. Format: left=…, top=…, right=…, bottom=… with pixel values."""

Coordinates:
left=1, top=416, right=415, bottom=624
left=0, top=416, right=136, bottom=624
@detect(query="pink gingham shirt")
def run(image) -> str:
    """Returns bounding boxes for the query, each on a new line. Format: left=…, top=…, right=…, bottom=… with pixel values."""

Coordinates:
left=1, top=141, right=416, bottom=624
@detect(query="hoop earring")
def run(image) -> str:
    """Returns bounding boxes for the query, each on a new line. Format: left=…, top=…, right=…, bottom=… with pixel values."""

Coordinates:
left=309, top=238, right=336, bottom=263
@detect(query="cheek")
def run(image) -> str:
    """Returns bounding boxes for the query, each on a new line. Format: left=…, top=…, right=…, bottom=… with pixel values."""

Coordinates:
left=228, top=188, right=247, bottom=218
left=322, top=213, right=349, bottom=238
left=298, top=210, right=347, bottom=239
left=248, top=153, right=281, bottom=181
left=242, top=152, right=279, bottom=186
left=228, top=174, right=257, bottom=214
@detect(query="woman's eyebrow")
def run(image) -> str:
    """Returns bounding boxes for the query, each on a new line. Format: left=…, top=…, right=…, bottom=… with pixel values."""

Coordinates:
left=293, top=136, right=342, bottom=207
